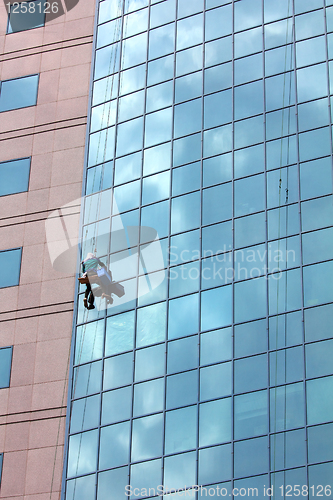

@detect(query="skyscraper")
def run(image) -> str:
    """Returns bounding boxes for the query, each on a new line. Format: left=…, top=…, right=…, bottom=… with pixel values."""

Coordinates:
left=62, top=0, right=333, bottom=498
left=1, top=0, right=333, bottom=500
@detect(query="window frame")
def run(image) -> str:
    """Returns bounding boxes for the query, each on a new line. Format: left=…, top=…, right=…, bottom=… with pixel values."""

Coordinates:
left=0, top=346, right=13, bottom=389
left=6, top=0, right=46, bottom=34
left=0, top=74, right=39, bottom=113
left=0, top=247, right=22, bottom=289
left=0, top=157, right=31, bottom=197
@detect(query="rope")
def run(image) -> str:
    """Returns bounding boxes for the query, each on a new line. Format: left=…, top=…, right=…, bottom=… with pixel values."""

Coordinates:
left=49, top=3, right=126, bottom=498
left=272, top=0, right=293, bottom=486
left=84, top=4, right=123, bottom=256
left=69, top=2, right=128, bottom=497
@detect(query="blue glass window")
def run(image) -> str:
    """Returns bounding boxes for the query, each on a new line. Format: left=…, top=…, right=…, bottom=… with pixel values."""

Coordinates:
left=205, top=4, right=232, bottom=40
left=177, top=13, right=203, bottom=50
left=164, top=451, right=196, bottom=491
left=306, top=340, right=333, bottom=379
left=270, top=346, right=304, bottom=385
left=270, top=383, right=305, bottom=431
left=135, top=344, right=165, bottom=382
left=143, top=142, right=171, bottom=176
left=133, top=378, right=164, bottom=416
left=199, top=398, right=232, bottom=446
left=130, top=459, right=162, bottom=499
left=146, top=80, right=173, bottom=112
left=148, top=55, right=174, bottom=86
left=97, top=467, right=128, bottom=500
left=235, top=0, right=262, bottom=31
left=131, top=414, right=163, bottom=461
left=165, top=406, right=197, bottom=454
left=99, top=422, right=130, bottom=469
left=0, top=248, right=22, bottom=288
left=149, top=23, right=175, bottom=60
left=171, top=192, right=201, bottom=234
left=172, top=162, right=201, bottom=197
left=67, top=430, right=98, bottom=477
left=202, top=183, right=232, bottom=225
left=200, top=327, right=232, bottom=365
left=234, top=174, right=265, bottom=216
left=304, top=304, right=333, bottom=343
left=201, top=286, right=232, bottom=331
left=235, top=81, right=264, bottom=120
left=205, top=62, right=232, bottom=94
left=202, top=221, right=232, bottom=256
left=234, top=437, right=269, bottom=478
left=270, top=429, right=307, bottom=471
left=176, top=71, right=202, bottom=103
left=145, top=107, right=172, bottom=147
left=136, top=301, right=166, bottom=347
left=234, top=277, right=267, bottom=323
left=7, top=0, right=46, bottom=33
left=200, top=362, right=232, bottom=400
left=269, top=311, right=303, bottom=350
left=303, top=261, right=333, bottom=308
left=235, top=212, right=266, bottom=248
left=103, top=352, right=133, bottom=391
left=234, top=27, right=263, bottom=58
left=101, top=386, right=132, bottom=425
left=235, top=320, right=267, bottom=358
left=70, top=394, right=100, bottom=433
left=269, top=268, right=303, bottom=315
left=205, top=90, right=232, bottom=130
left=205, top=36, right=232, bottom=67
left=116, top=117, right=143, bottom=156
left=173, top=132, right=201, bottom=166
left=300, top=157, right=332, bottom=200
left=234, top=390, right=268, bottom=440
left=0, top=347, right=13, bottom=389
left=150, top=0, right=175, bottom=28
left=168, top=293, right=199, bottom=340
left=265, top=18, right=294, bottom=50
left=0, top=74, right=39, bottom=112
left=235, top=115, right=264, bottom=150
left=307, top=376, right=333, bottom=425
left=234, top=354, right=268, bottom=394
left=176, top=45, right=203, bottom=77
left=174, top=98, right=202, bottom=138
left=199, top=444, right=232, bottom=484
left=167, top=336, right=198, bottom=374
left=308, top=423, right=333, bottom=464
left=235, top=53, right=263, bottom=85
left=166, top=370, right=198, bottom=409
left=0, top=158, right=30, bottom=197
left=72, top=361, right=102, bottom=400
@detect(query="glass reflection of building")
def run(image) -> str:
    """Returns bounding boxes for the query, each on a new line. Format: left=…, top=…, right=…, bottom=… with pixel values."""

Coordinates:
left=62, top=0, right=333, bottom=499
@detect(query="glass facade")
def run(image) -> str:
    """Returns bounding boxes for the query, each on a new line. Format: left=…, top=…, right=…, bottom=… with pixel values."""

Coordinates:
left=63, top=0, right=333, bottom=499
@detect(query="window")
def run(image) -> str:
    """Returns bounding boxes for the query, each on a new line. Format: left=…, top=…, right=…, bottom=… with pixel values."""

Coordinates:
left=0, top=75, right=39, bottom=112
left=0, top=248, right=22, bottom=288
left=0, top=347, right=13, bottom=389
left=0, top=453, right=3, bottom=485
left=0, top=158, right=31, bottom=197
left=7, top=1, right=46, bottom=33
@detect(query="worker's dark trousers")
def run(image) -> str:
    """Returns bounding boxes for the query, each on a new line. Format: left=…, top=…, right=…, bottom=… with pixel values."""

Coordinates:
left=85, top=283, right=94, bottom=305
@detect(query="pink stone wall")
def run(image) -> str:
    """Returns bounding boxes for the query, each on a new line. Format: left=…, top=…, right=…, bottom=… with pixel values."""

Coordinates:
left=0, top=1, right=95, bottom=498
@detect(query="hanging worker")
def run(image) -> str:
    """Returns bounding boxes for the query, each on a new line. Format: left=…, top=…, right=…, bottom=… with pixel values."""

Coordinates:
left=81, top=252, right=113, bottom=309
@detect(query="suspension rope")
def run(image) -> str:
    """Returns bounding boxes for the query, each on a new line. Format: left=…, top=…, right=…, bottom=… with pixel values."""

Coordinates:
left=272, top=0, right=294, bottom=488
